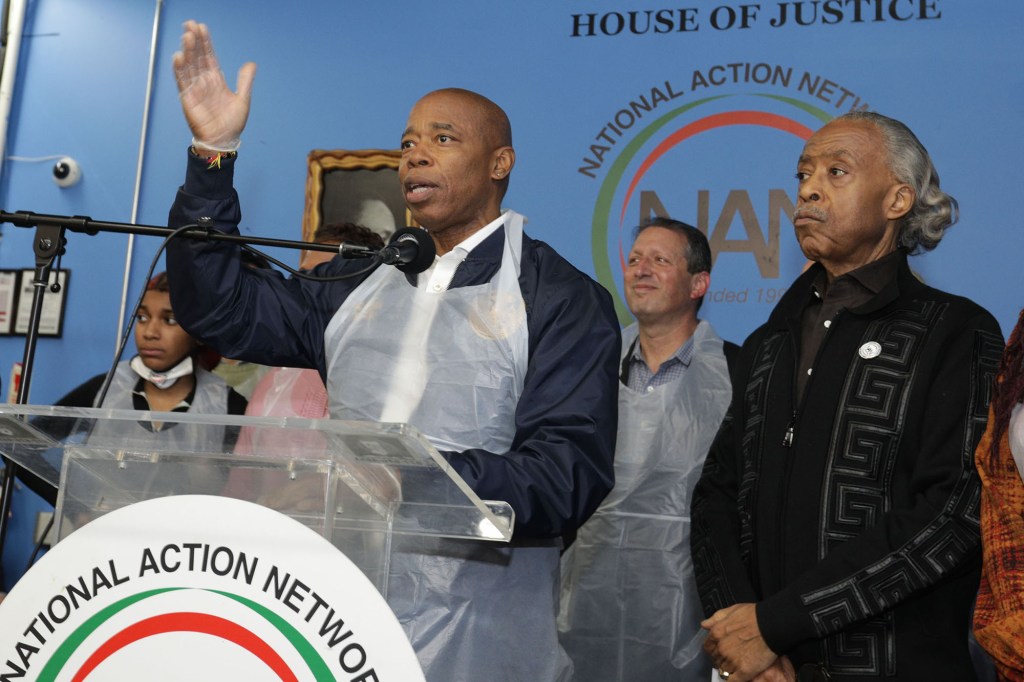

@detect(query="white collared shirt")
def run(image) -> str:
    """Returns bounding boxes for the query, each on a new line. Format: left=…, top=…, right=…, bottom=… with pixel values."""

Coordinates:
left=417, top=212, right=507, bottom=294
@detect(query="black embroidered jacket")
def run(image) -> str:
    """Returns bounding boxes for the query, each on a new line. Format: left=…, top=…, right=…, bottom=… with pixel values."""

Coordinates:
left=692, top=253, right=1003, bottom=680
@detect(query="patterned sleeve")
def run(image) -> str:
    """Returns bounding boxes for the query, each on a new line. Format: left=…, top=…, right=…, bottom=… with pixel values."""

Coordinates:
left=756, top=311, right=1003, bottom=653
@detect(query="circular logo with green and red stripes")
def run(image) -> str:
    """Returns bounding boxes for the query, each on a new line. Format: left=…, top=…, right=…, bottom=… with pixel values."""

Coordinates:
left=588, top=89, right=836, bottom=328
left=0, top=496, right=424, bottom=681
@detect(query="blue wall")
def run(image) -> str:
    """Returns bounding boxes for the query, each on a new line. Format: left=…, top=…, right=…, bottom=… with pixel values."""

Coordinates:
left=2, top=0, right=1022, bottom=586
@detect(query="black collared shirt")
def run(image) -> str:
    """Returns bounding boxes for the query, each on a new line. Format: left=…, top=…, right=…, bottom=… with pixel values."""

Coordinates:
left=130, top=376, right=193, bottom=431
left=797, top=250, right=904, bottom=399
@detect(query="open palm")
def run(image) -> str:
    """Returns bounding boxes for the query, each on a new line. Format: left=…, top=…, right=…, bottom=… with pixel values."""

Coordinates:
left=172, top=20, right=256, bottom=150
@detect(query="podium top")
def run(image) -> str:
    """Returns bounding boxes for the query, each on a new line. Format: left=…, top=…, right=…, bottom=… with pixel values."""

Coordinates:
left=0, top=404, right=513, bottom=542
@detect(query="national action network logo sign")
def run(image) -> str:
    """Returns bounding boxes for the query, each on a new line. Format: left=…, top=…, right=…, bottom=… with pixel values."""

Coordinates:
left=579, top=63, right=870, bottom=333
left=0, top=496, right=424, bottom=682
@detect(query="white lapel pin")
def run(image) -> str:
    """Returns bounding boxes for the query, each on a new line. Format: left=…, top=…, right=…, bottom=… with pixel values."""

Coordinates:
left=859, top=341, right=882, bottom=359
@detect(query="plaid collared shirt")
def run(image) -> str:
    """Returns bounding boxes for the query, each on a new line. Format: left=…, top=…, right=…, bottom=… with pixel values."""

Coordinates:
left=622, top=335, right=695, bottom=392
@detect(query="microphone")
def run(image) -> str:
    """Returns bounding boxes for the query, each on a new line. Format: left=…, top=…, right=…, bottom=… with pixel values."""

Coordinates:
left=380, top=227, right=436, bottom=274
left=336, top=227, right=436, bottom=274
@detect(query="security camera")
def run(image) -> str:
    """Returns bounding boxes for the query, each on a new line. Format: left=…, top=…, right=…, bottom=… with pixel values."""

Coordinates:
left=52, top=157, right=82, bottom=188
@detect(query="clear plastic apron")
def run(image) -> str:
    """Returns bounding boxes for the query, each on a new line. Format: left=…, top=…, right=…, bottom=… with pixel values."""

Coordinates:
left=85, top=361, right=231, bottom=497
left=325, top=211, right=527, bottom=451
left=1010, top=403, right=1024, bottom=482
left=559, top=321, right=731, bottom=682
left=325, top=212, right=570, bottom=681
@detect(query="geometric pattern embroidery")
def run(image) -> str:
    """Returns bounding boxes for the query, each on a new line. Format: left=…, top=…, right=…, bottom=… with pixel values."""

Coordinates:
left=799, top=301, right=1004, bottom=675
left=738, top=331, right=786, bottom=570
left=692, top=331, right=785, bottom=613
left=691, top=289, right=1003, bottom=677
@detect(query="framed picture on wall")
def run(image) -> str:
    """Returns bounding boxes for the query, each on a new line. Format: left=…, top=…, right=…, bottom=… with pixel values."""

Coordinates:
left=302, top=149, right=413, bottom=244
left=0, top=268, right=71, bottom=337
left=0, top=270, right=19, bottom=334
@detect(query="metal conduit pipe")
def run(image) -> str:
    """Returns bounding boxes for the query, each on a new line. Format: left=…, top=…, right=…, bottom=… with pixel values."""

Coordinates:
left=0, top=0, right=28, bottom=189
left=114, top=0, right=164, bottom=356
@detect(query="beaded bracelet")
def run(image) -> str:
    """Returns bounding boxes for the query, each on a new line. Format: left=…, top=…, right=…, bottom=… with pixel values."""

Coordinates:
left=190, top=145, right=237, bottom=170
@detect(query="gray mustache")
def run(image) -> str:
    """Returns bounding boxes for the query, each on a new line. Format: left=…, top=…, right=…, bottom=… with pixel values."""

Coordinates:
left=793, top=206, right=827, bottom=221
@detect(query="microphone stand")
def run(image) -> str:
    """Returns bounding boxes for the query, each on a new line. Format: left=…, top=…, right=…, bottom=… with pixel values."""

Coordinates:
left=0, top=209, right=349, bottom=560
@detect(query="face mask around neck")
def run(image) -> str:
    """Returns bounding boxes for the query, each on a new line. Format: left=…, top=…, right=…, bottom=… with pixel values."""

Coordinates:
left=130, top=354, right=194, bottom=389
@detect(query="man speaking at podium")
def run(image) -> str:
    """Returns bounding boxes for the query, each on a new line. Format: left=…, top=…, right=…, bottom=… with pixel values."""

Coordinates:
left=165, top=21, right=620, bottom=681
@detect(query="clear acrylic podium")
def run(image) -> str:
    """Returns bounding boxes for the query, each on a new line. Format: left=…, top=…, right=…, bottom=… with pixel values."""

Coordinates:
left=0, top=404, right=514, bottom=595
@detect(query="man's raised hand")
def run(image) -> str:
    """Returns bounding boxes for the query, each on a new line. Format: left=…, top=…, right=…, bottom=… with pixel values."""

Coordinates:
left=172, top=20, right=256, bottom=152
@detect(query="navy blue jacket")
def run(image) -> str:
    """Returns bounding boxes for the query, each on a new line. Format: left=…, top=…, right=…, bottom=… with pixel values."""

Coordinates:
left=166, top=151, right=620, bottom=539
